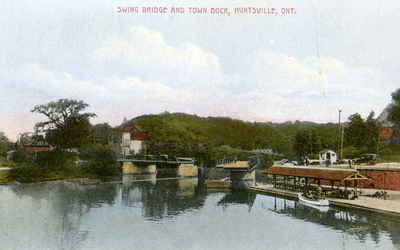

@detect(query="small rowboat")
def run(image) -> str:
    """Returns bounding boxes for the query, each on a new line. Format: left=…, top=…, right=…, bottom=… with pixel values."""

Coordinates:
left=298, top=193, right=329, bottom=206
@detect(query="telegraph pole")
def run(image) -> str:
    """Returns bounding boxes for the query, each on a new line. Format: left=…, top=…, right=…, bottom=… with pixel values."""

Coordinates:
left=340, top=122, right=344, bottom=160
left=337, top=109, right=342, bottom=159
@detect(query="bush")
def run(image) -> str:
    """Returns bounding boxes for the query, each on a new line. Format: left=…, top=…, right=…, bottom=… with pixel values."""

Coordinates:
left=11, top=150, right=29, bottom=163
left=342, top=146, right=361, bottom=159
left=80, top=145, right=119, bottom=179
left=35, top=150, right=76, bottom=171
left=258, top=154, right=274, bottom=169
left=9, top=163, right=45, bottom=183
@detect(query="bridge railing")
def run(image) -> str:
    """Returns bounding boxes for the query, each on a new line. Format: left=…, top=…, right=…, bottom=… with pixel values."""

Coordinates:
left=216, top=157, right=239, bottom=166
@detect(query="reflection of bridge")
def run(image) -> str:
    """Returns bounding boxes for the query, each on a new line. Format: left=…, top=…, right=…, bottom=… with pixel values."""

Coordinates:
left=217, top=191, right=257, bottom=211
left=118, top=157, right=198, bottom=177
left=121, top=177, right=206, bottom=219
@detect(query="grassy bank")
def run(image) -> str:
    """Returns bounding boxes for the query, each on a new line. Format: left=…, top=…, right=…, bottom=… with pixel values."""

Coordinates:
left=0, top=156, right=15, bottom=167
left=5, top=146, right=120, bottom=184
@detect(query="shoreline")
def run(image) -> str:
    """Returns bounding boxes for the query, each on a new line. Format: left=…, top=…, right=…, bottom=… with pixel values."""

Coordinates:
left=250, top=184, right=400, bottom=218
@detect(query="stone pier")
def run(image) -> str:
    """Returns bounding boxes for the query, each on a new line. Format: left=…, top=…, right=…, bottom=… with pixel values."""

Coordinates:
left=122, top=162, right=157, bottom=175
left=177, top=164, right=198, bottom=177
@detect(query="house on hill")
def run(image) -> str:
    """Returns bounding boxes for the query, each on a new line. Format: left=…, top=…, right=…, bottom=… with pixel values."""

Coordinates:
left=121, top=125, right=150, bottom=156
left=377, top=105, right=397, bottom=142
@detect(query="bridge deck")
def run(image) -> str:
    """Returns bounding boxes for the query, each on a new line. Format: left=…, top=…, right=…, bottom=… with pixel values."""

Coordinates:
left=117, top=159, right=194, bottom=164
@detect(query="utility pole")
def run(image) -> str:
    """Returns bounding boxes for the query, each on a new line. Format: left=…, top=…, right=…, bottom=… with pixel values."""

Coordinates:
left=338, top=109, right=342, bottom=159
left=341, top=123, right=344, bottom=160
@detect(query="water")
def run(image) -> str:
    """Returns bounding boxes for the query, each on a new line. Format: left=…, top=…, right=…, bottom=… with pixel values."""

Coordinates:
left=1, top=177, right=400, bottom=250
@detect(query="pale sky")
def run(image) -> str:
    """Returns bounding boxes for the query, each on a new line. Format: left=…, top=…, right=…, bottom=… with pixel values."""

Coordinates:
left=1, top=0, right=399, bottom=140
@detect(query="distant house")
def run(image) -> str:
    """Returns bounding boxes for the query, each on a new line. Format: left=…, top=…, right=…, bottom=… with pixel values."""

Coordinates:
left=121, top=125, right=150, bottom=156
left=319, top=150, right=337, bottom=165
left=17, top=132, right=52, bottom=154
left=377, top=105, right=397, bottom=142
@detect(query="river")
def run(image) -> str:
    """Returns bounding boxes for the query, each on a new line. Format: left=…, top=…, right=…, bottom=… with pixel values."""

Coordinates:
left=1, top=176, right=400, bottom=250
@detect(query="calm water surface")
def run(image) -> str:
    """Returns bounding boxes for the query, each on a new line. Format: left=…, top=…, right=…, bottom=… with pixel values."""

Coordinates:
left=1, top=176, right=400, bottom=250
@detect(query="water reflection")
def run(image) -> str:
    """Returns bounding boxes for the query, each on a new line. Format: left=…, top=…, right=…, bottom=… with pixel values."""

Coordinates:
left=4, top=182, right=117, bottom=249
left=1, top=179, right=400, bottom=250
left=217, top=191, right=256, bottom=212
left=121, top=176, right=206, bottom=220
left=269, top=195, right=400, bottom=247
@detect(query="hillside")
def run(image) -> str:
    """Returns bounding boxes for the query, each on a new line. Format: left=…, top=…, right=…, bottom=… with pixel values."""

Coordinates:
left=122, top=112, right=338, bottom=163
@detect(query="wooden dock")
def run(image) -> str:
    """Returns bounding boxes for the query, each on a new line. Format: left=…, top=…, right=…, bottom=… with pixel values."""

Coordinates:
left=249, top=184, right=400, bottom=218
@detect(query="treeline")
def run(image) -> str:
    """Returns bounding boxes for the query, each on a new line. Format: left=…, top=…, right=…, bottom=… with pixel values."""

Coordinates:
left=293, top=112, right=379, bottom=160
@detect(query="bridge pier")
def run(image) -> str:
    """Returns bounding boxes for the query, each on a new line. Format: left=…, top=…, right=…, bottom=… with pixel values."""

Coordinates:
left=177, top=163, right=198, bottom=177
left=122, top=162, right=157, bottom=175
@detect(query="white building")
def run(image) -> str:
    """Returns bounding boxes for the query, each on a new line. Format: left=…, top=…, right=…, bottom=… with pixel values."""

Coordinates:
left=319, top=150, right=337, bottom=165
left=121, top=125, right=150, bottom=156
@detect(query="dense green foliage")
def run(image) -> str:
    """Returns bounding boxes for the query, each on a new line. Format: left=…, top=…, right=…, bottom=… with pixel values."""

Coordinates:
left=79, top=145, right=119, bottom=180
left=292, top=112, right=379, bottom=160
left=0, top=132, right=13, bottom=157
left=89, top=123, right=113, bottom=145
left=344, top=112, right=379, bottom=154
left=32, top=99, right=96, bottom=149
left=9, top=150, right=78, bottom=183
left=293, top=128, right=329, bottom=158
left=388, top=88, right=400, bottom=133
left=10, top=149, right=29, bottom=163
left=9, top=163, right=45, bottom=183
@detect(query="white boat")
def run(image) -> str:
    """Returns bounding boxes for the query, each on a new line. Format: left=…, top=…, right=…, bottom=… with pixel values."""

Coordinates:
left=298, top=193, right=329, bottom=207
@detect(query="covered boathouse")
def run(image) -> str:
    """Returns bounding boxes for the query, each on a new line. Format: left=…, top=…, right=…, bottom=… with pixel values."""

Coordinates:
left=264, top=166, right=369, bottom=198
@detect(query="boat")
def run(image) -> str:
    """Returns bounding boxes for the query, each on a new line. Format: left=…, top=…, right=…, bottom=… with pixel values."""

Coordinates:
left=298, top=193, right=329, bottom=207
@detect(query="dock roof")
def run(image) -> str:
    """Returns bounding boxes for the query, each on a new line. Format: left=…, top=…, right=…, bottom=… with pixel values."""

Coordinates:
left=264, top=166, right=367, bottom=181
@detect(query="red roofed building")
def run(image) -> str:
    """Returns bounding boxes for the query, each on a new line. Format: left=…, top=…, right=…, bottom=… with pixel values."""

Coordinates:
left=131, top=131, right=150, bottom=141
left=121, top=125, right=150, bottom=156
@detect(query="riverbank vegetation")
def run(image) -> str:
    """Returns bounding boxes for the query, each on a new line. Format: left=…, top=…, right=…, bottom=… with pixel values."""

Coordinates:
left=6, top=99, right=119, bottom=183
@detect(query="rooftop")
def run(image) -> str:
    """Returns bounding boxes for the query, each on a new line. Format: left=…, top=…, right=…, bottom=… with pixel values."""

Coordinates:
left=264, top=165, right=360, bottom=181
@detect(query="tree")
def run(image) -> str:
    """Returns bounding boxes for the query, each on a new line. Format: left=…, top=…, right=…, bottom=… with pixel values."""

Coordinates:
left=344, top=112, right=379, bottom=153
left=345, top=113, right=366, bottom=148
left=388, top=88, right=400, bottom=129
left=80, top=145, right=119, bottom=180
left=364, top=111, right=379, bottom=152
left=0, top=132, right=11, bottom=156
left=90, top=123, right=113, bottom=145
left=293, top=129, right=322, bottom=158
left=32, top=99, right=96, bottom=149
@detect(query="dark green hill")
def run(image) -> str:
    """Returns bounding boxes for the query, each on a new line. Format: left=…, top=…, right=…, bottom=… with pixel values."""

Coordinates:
left=121, top=112, right=338, bottom=166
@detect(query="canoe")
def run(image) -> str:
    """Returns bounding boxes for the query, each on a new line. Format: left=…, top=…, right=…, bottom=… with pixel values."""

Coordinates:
left=298, top=193, right=329, bottom=206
